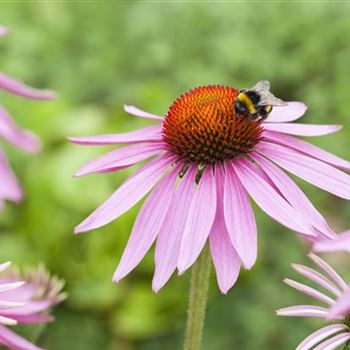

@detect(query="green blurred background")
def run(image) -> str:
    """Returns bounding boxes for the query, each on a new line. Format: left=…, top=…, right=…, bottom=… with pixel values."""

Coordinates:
left=0, top=2, right=350, bottom=349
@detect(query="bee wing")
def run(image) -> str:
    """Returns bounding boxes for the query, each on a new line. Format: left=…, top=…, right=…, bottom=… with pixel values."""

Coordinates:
left=257, top=91, right=287, bottom=106
left=250, top=80, right=271, bottom=93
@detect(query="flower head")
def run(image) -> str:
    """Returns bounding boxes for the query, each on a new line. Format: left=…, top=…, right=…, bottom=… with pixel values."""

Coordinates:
left=69, top=83, right=350, bottom=293
left=0, top=261, right=66, bottom=350
left=0, top=26, right=56, bottom=209
left=277, top=254, right=350, bottom=350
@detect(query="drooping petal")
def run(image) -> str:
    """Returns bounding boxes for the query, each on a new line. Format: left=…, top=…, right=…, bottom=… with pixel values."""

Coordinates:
left=283, top=278, right=335, bottom=305
left=223, top=162, right=257, bottom=269
left=262, top=123, right=342, bottom=136
left=291, top=263, right=341, bottom=297
left=313, top=332, right=350, bottom=350
left=74, top=154, right=174, bottom=233
left=251, top=152, right=335, bottom=239
left=209, top=164, right=241, bottom=293
left=0, top=324, right=44, bottom=350
left=177, top=167, right=217, bottom=273
left=74, top=142, right=164, bottom=176
left=0, top=27, right=8, bottom=36
left=0, top=107, right=41, bottom=153
left=124, top=105, right=164, bottom=121
left=265, top=102, right=307, bottom=123
left=295, top=324, right=347, bottom=350
left=328, top=286, right=350, bottom=319
left=0, top=150, right=23, bottom=203
left=308, top=253, right=348, bottom=291
left=233, top=159, right=315, bottom=236
left=263, top=131, right=350, bottom=170
left=209, top=225, right=241, bottom=294
left=113, top=165, right=179, bottom=282
left=258, top=141, right=350, bottom=200
left=276, top=305, right=330, bottom=318
left=0, top=72, right=56, bottom=100
left=313, top=230, right=350, bottom=254
left=68, top=124, right=163, bottom=146
left=152, top=166, right=196, bottom=292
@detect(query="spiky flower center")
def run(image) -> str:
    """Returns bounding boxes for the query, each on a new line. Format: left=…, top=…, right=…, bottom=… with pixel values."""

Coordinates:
left=163, top=85, right=263, bottom=165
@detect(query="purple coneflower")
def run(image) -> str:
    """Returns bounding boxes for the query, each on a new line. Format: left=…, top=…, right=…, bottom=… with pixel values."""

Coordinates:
left=313, top=230, right=350, bottom=254
left=277, top=254, right=350, bottom=350
left=0, top=261, right=66, bottom=350
left=69, top=84, right=350, bottom=293
left=0, top=26, right=56, bottom=209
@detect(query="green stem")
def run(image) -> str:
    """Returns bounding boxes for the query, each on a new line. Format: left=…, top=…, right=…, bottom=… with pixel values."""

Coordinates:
left=183, top=246, right=211, bottom=350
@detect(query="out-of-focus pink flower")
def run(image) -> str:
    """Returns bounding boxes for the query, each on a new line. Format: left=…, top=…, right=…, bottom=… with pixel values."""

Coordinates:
left=0, top=261, right=66, bottom=350
left=313, top=230, right=350, bottom=254
left=277, top=253, right=350, bottom=350
left=69, top=84, right=350, bottom=293
left=0, top=26, right=56, bottom=209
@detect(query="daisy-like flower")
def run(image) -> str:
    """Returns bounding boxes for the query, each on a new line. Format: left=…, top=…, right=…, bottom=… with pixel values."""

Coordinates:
left=69, top=84, right=350, bottom=293
left=0, top=261, right=66, bottom=350
left=313, top=230, right=350, bottom=254
left=0, top=26, right=56, bottom=209
left=277, top=253, right=350, bottom=350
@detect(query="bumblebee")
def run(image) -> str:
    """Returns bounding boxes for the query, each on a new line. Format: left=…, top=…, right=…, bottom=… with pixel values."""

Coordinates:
left=234, top=80, right=286, bottom=121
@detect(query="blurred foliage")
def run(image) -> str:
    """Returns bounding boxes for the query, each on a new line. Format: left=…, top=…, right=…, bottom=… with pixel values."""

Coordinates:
left=0, top=2, right=350, bottom=350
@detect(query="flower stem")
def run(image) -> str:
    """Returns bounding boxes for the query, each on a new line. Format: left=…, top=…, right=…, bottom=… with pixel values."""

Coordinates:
left=183, top=245, right=211, bottom=350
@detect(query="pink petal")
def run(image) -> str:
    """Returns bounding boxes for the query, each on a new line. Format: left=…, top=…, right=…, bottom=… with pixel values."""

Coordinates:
left=0, top=324, right=44, bottom=350
left=263, top=131, right=350, bottom=170
left=223, top=162, right=257, bottom=269
left=262, top=123, right=342, bottom=136
left=0, top=27, right=9, bottom=36
left=75, top=142, right=164, bottom=177
left=1, top=300, right=51, bottom=316
left=308, top=253, right=348, bottom=291
left=124, top=105, right=164, bottom=121
left=11, top=314, right=53, bottom=324
left=313, top=332, right=350, bottom=350
left=276, top=305, right=329, bottom=318
left=291, top=263, right=341, bottom=297
left=283, top=278, right=335, bottom=305
left=0, top=284, right=36, bottom=302
left=296, top=324, right=347, bottom=350
left=0, top=281, right=25, bottom=293
left=0, top=315, right=17, bottom=326
left=0, top=262, right=11, bottom=273
left=177, top=167, right=217, bottom=273
left=251, top=152, right=335, bottom=239
left=152, top=166, right=196, bottom=292
left=0, top=150, right=23, bottom=203
left=112, top=165, right=179, bottom=282
left=210, top=165, right=241, bottom=293
left=209, top=225, right=241, bottom=294
left=328, top=286, right=350, bottom=319
left=233, top=159, right=315, bottom=236
left=265, top=102, right=307, bottom=123
left=313, top=230, right=350, bottom=254
left=68, top=124, right=162, bottom=146
left=0, top=107, right=41, bottom=153
left=74, top=154, right=173, bottom=233
left=258, top=141, right=350, bottom=200
left=0, top=73, right=56, bottom=100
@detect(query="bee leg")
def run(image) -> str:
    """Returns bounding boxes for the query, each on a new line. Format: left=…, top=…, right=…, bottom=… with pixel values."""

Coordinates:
left=179, top=162, right=190, bottom=178
left=195, top=163, right=206, bottom=184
